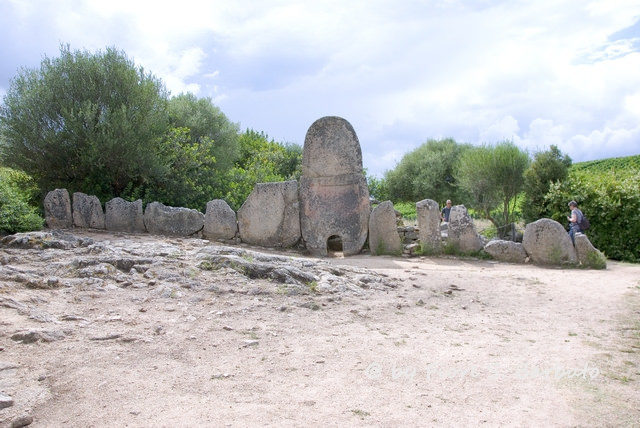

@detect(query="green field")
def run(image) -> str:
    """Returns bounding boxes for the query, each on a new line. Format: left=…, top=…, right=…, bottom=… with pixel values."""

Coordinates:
left=572, top=154, right=640, bottom=174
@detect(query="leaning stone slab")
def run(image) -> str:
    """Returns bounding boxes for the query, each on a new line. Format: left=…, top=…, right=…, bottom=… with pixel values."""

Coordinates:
left=144, top=202, right=204, bottom=236
left=72, top=192, right=105, bottom=229
left=522, top=218, right=577, bottom=265
left=447, top=206, right=483, bottom=253
left=203, top=199, right=237, bottom=241
left=105, top=198, right=146, bottom=233
left=44, top=189, right=72, bottom=228
left=299, top=116, right=370, bottom=256
left=238, top=181, right=300, bottom=247
left=484, top=240, right=528, bottom=263
left=574, top=233, right=606, bottom=269
left=369, top=201, right=402, bottom=255
left=416, top=199, right=441, bottom=254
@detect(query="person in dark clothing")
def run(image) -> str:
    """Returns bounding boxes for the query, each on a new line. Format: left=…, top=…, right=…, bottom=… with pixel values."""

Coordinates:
left=441, top=200, right=452, bottom=222
left=567, top=200, right=584, bottom=245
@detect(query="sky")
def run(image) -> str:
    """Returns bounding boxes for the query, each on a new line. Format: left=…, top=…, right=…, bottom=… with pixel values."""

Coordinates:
left=1, top=0, right=639, bottom=177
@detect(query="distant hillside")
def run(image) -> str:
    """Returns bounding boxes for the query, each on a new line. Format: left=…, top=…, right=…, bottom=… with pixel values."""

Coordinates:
left=571, top=154, right=640, bottom=174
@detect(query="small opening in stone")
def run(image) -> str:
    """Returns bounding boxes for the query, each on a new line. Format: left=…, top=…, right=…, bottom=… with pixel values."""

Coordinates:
left=327, top=235, right=343, bottom=256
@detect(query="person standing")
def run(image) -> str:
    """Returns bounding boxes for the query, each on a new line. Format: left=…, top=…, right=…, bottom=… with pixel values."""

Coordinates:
left=441, top=200, right=452, bottom=222
left=567, top=200, right=583, bottom=245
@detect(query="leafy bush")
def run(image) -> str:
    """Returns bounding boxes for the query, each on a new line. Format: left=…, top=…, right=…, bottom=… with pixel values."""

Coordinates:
left=545, top=169, right=640, bottom=262
left=393, top=201, right=417, bottom=221
left=0, top=167, right=44, bottom=234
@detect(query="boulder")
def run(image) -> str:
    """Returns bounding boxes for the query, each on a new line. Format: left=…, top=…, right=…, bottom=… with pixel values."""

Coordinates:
left=447, top=206, right=483, bottom=253
left=369, top=201, right=402, bottom=256
left=574, top=233, right=607, bottom=269
left=203, top=199, right=237, bottom=241
left=44, top=189, right=72, bottom=228
left=416, top=199, right=442, bottom=254
left=105, top=198, right=146, bottom=233
left=72, top=192, right=105, bottom=229
left=484, top=240, right=528, bottom=263
left=144, top=202, right=204, bottom=236
left=299, top=116, right=370, bottom=256
left=522, top=218, right=577, bottom=265
left=237, top=181, right=300, bottom=247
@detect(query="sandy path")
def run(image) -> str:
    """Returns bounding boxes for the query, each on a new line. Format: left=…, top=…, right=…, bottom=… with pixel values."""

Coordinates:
left=1, top=232, right=639, bottom=426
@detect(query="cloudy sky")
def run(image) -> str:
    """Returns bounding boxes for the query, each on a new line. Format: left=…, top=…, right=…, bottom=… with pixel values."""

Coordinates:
left=1, top=0, right=639, bottom=176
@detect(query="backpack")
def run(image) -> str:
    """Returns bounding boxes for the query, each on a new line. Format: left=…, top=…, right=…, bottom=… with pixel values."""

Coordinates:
left=578, top=213, right=590, bottom=231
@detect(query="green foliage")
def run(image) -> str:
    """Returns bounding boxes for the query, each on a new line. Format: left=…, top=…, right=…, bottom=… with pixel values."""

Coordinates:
left=0, top=167, right=44, bottom=234
left=545, top=169, right=640, bottom=262
left=0, top=44, right=169, bottom=201
left=384, top=138, right=471, bottom=204
left=223, top=130, right=302, bottom=210
left=522, top=145, right=571, bottom=223
left=168, top=93, right=240, bottom=175
left=584, top=250, right=607, bottom=270
left=366, top=172, right=389, bottom=201
left=572, top=154, right=640, bottom=174
left=393, top=201, right=417, bottom=221
left=456, top=141, right=529, bottom=233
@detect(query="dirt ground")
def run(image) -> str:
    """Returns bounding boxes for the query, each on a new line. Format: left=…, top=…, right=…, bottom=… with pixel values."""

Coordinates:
left=1, top=230, right=639, bottom=427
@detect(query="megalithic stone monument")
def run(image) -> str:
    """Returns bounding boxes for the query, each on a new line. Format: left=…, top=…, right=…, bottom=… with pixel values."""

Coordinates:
left=299, top=116, right=370, bottom=256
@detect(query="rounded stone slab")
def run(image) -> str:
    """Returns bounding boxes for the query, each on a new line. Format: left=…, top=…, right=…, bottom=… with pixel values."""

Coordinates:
left=299, top=116, right=370, bottom=256
left=203, top=199, right=238, bottom=241
left=574, top=233, right=606, bottom=269
left=416, top=199, right=441, bottom=254
left=523, top=218, right=577, bottom=265
left=369, top=201, right=402, bottom=255
left=447, top=205, right=483, bottom=253
left=484, top=239, right=528, bottom=263
left=144, top=202, right=204, bottom=237
left=105, top=198, right=146, bottom=233
left=44, top=189, right=72, bottom=228
left=72, top=192, right=105, bottom=229
left=237, top=181, right=300, bottom=248
left=301, top=116, right=364, bottom=178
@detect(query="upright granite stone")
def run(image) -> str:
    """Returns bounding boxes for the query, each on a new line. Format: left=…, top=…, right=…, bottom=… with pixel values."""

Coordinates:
left=203, top=199, right=238, bottom=241
left=369, top=201, right=402, bottom=256
left=105, top=198, right=146, bottom=233
left=416, top=199, right=441, bottom=254
left=522, top=218, right=577, bottom=265
left=574, top=233, right=607, bottom=269
left=72, top=192, right=105, bottom=229
left=44, top=189, right=72, bottom=228
left=447, top=206, right=483, bottom=253
left=484, top=239, right=528, bottom=263
left=299, top=116, right=370, bottom=256
left=449, top=205, right=467, bottom=223
left=144, top=202, right=204, bottom=236
left=238, top=181, right=300, bottom=247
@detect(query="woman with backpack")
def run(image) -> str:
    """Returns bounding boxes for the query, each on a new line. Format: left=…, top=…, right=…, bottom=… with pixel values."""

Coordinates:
left=567, top=200, right=586, bottom=245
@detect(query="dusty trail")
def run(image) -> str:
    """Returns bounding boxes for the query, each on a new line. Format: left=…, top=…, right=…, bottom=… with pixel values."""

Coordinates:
left=1, top=230, right=639, bottom=426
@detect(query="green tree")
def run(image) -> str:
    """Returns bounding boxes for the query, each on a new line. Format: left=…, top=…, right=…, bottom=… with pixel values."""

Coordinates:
left=522, top=145, right=571, bottom=223
left=456, top=141, right=529, bottom=233
left=0, top=44, right=169, bottom=201
left=384, top=138, right=471, bottom=203
left=168, top=93, right=240, bottom=175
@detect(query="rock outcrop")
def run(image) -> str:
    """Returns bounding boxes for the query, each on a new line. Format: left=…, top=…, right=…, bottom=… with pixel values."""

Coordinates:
left=369, top=201, right=402, bottom=255
left=484, top=240, right=528, bottom=263
left=72, top=192, right=105, bottom=229
left=105, top=198, right=146, bottom=233
left=299, top=116, right=370, bottom=256
left=203, top=199, right=238, bottom=241
left=416, top=199, right=442, bottom=254
left=237, top=181, right=300, bottom=247
left=447, top=205, right=483, bottom=253
left=522, top=218, right=577, bottom=265
left=44, top=189, right=72, bottom=229
left=144, top=202, right=204, bottom=236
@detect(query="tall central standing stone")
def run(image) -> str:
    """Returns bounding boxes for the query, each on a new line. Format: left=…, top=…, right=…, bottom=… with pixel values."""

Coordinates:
left=299, top=116, right=370, bottom=256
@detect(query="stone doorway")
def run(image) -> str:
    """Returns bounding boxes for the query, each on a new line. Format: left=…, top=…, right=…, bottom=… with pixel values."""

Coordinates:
left=327, top=235, right=343, bottom=256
